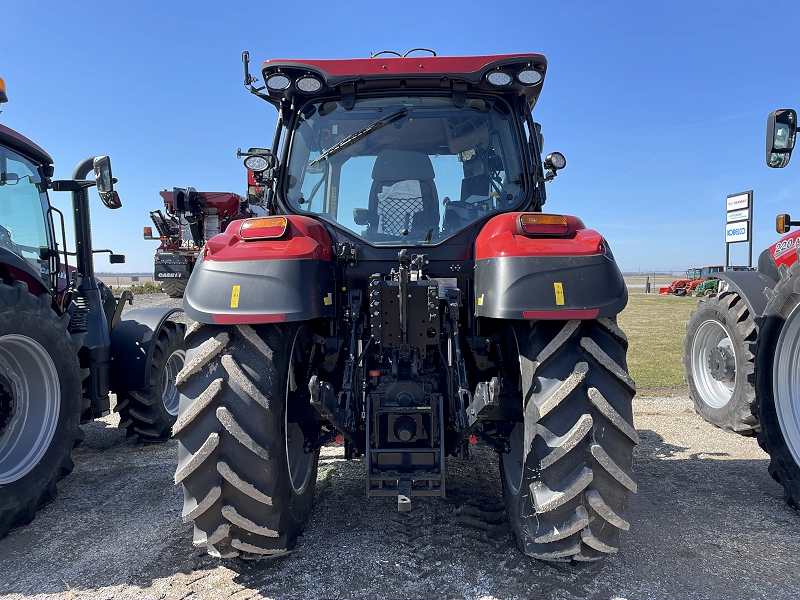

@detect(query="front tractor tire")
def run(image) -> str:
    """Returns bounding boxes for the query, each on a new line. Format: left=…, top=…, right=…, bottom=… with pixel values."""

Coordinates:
left=161, top=281, right=187, bottom=299
left=0, top=282, right=86, bottom=538
left=754, top=263, right=800, bottom=509
left=683, top=292, right=759, bottom=435
left=173, top=322, right=318, bottom=559
left=500, top=318, right=637, bottom=562
left=115, top=322, right=186, bottom=442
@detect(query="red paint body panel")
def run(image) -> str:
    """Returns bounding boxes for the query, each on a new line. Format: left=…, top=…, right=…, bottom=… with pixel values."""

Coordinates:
left=769, top=230, right=800, bottom=268
left=204, top=215, right=333, bottom=262
left=524, top=309, right=600, bottom=320
left=160, top=190, right=245, bottom=220
left=262, top=54, right=545, bottom=79
left=475, top=213, right=602, bottom=260
left=5, top=264, right=48, bottom=297
left=213, top=313, right=285, bottom=325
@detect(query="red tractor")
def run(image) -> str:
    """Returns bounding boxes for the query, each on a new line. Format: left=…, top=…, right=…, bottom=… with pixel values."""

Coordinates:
left=682, top=109, right=800, bottom=509
left=659, top=265, right=724, bottom=296
left=173, top=51, right=636, bottom=563
left=145, top=188, right=251, bottom=297
left=0, top=78, right=184, bottom=538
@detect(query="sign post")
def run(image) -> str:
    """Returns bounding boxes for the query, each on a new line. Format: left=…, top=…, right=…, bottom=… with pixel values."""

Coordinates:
left=725, top=191, right=753, bottom=269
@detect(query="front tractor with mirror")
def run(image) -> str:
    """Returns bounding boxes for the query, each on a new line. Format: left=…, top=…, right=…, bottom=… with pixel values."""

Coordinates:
left=174, top=52, right=636, bottom=563
left=0, top=80, right=185, bottom=537
left=681, top=108, right=800, bottom=509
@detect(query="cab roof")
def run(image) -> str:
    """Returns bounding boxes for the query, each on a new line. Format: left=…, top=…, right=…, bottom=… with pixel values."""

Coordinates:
left=0, top=124, right=53, bottom=165
left=260, top=53, right=547, bottom=107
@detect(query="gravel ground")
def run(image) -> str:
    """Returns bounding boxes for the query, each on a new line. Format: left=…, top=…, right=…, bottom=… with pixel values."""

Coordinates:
left=1, top=294, right=799, bottom=599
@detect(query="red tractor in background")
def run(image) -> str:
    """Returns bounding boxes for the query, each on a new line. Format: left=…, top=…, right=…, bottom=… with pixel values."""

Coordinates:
left=145, top=187, right=251, bottom=297
left=682, top=108, right=800, bottom=509
left=659, top=265, right=724, bottom=295
left=172, top=51, right=637, bottom=563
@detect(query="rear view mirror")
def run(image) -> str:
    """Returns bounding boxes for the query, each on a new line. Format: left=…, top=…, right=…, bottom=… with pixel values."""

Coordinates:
left=766, top=109, right=797, bottom=168
left=93, top=156, right=122, bottom=209
left=109, top=254, right=126, bottom=264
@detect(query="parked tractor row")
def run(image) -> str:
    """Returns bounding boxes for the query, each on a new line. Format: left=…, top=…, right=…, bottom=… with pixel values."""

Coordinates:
left=683, top=108, right=800, bottom=508
left=1, top=53, right=796, bottom=569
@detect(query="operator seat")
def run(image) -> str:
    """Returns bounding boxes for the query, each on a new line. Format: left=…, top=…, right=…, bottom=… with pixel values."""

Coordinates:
left=366, top=149, right=439, bottom=239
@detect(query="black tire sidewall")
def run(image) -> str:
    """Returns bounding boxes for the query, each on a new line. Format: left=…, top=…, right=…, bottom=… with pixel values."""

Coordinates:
left=756, top=278, right=800, bottom=505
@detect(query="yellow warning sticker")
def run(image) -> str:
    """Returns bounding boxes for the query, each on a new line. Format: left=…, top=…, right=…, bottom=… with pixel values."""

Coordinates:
left=554, top=282, right=565, bottom=306
left=323, top=293, right=332, bottom=306
left=477, top=294, right=484, bottom=306
left=230, top=285, right=241, bottom=308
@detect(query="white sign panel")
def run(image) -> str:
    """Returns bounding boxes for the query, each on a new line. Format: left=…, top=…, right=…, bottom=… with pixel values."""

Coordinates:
left=727, top=193, right=749, bottom=211
left=726, top=221, right=749, bottom=242
left=727, top=209, right=749, bottom=223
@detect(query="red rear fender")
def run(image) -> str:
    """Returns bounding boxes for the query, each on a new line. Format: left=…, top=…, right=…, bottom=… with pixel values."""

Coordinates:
left=475, top=212, right=605, bottom=260
left=204, top=215, right=333, bottom=262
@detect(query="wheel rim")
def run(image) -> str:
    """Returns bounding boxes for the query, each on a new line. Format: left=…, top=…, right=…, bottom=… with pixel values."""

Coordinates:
left=773, top=304, right=800, bottom=465
left=162, top=348, right=186, bottom=416
left=0, top=334, right=61, bottom=484
left=285, top=328, right=315, bottom=495
left=691, top=319, right=736, bottom=409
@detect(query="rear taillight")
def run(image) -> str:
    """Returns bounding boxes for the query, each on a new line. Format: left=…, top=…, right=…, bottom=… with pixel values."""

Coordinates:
left=240, top=217, right=288, bottom=240
left=518, top=213, right=570, bottom=236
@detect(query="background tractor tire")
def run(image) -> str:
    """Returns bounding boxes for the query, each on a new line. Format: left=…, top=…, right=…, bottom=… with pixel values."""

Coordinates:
left=0, top=281, right=86, bottom=538
left=754, top=263, right=800, bottom=509
left=500, top=318, right=637, bottom=563
left=161, top=281, right=187, bottom=298
left=173, top=322, right=318, bottom=559
left=115, top=322, right=186, bottom=442
left=683, top=292, right=759, bottom=435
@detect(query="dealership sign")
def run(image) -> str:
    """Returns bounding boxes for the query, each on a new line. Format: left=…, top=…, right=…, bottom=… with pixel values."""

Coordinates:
left=725, top=190, right=753, bottom=268
left=726, top=192, right=749, bottom=212
left=727, top=209, right=749, bottom=223
left=726, top=221, right=749, bottom=242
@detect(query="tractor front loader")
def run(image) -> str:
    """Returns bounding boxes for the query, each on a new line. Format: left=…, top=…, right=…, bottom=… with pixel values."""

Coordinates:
left=0, top=80, right=185, bottom=537
left=173, top=52, right=637, bottom=563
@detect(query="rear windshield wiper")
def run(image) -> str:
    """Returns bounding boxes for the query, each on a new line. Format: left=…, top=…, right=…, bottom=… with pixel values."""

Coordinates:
left=309, top=108, right=408, bottom=166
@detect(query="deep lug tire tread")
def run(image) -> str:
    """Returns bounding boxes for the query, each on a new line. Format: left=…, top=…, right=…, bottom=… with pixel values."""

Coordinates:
left=173, top=322, right=318, bottom=559
left=501, top=319, right=637, bottom=563
left=161, top=280, right=187, bottom=298
left=682, top=292, right=759, bottom=435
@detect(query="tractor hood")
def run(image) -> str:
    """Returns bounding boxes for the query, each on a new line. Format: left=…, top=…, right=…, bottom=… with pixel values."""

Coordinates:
left=260, top=54, right=547, bottom=107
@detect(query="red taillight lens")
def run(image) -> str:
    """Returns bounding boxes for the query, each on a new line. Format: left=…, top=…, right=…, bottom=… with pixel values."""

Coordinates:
left=240, top=217, right=288, bottom=240
left=518, top=213, right=570, bottom=236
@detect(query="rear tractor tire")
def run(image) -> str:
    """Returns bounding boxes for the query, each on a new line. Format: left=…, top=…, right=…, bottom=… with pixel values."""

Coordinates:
left=500, top=318, right=637, bottom=562
left=683, top=292, right=759, bottom=435
left=754, top=262, right=800, bottom=509
left=0, top=281, right=86, bottom=538
left=173, top=322, right=319, bottom=558
left=161, top=281, right=187, bottom=299
left=115, top=321, right=186, bottom=442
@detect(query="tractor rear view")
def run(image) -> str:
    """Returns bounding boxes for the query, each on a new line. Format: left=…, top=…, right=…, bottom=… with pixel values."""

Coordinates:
left=173, top=51, right=637, bottom=563
left=682, top=108, right=800, bottom=509
left=0, top=79, right=184, bottom=537
left=145, top=188, right=250, bottom=297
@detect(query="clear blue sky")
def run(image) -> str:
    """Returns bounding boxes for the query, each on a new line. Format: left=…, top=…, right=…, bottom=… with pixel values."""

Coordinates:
left=2, top=0, right=798, bottom=273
